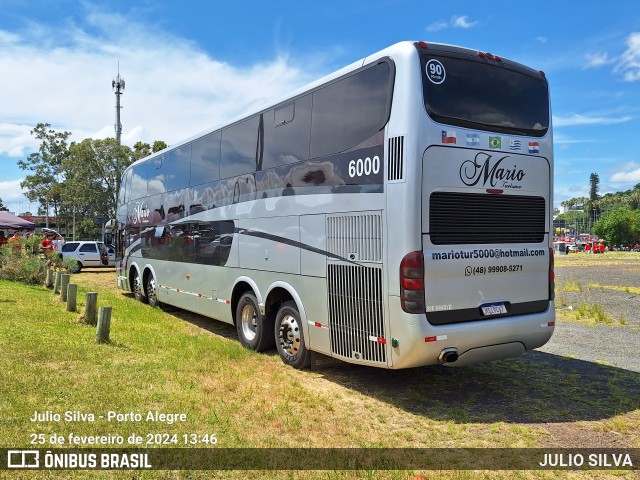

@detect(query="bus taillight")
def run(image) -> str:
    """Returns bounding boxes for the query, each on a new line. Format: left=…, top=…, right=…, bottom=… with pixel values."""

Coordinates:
left=400, top=251, right=425, bottom=314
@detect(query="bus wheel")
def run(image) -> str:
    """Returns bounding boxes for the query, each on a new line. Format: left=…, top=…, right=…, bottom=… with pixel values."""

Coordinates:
left=146, top=275, right=159, bottom=308
left=275, top=301, right=311, bottom=369
left=133, top=273, right=147, bottom=303
left=236, top=292, right=274, bottom=352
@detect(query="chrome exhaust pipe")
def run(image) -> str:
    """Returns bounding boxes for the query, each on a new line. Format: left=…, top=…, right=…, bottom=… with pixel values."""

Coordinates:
left=438, top=347, right=459, bottom=364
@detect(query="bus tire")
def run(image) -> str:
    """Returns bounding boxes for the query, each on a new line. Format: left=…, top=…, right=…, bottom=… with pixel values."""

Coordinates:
left=275, top=301, right=311, bottom=369
left=146, top=274, right=159, bottom=308
left=133, top=272, right=147, bottom=303
left=236, top=292, right=274, bottom=352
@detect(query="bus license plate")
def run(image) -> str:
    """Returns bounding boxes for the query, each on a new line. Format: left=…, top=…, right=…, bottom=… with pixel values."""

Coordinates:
left=481, top=303, right=507, bottom=316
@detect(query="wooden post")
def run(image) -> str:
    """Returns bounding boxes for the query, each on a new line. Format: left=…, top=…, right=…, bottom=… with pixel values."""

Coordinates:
left=53, top=271, right=62, bottom=294
left=45, top=269, right=54, bottom=288
left=60, top=274, right=70, bottom=301
left=67, top=284, right=77, bottom=312
left=85, top=292, right=98, bottom=325
left=96, top=306, right=112, bottom=343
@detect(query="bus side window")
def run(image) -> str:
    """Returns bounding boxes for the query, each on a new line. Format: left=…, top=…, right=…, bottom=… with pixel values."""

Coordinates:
left=221, top=116, right=260, bottom=179
left=164, top=145, right=191, bottom=192
left=147, top=156, right=165, bottom=196
left=262, top=95, right=312, bottom=170
left=130, top=163, right=150, bottom=201
left=191, top=131, right=221, bottom=187
left=310, top=62, right=392, bottom=159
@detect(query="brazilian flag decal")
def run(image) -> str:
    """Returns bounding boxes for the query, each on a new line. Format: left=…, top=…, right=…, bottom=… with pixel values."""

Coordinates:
left=489, top=136, right=501, bottom=149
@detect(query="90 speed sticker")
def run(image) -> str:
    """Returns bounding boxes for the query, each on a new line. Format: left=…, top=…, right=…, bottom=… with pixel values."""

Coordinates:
left=426, top=59, right=446, bottom=84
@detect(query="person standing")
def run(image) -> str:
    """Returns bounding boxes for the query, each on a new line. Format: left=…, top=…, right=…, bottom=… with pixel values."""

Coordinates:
left=41, top=233, right=54, bottom=254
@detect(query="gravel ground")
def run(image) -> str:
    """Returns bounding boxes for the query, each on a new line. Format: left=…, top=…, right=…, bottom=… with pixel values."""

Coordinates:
left=538, top=260, right=640, bottom=373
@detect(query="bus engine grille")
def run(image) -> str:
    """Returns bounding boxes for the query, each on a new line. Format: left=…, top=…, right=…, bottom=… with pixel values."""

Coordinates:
left=429, top=192, right=546, bottom=244
left=327, top=212, right=383, bottom=262
left=328, top=264, right=386, bottom=364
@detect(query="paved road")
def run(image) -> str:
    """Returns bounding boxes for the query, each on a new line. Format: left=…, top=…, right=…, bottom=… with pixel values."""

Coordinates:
left=537, top=320, right=640, bottom=373
left=538, top=262, right=640, bottom=373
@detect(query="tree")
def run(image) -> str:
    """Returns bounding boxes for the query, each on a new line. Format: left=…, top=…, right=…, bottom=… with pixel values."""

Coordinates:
left=62, top=138, right=165, bottom=239
left=18, top=123, right=71, bottom=217
left=589, top=173, right=600, bottom=201
left=593, top=208, right=640, bottom=246
left=18, top=122, right=166, bottom=239
left=64, top=138, right=135, bottom=219
left=0, top=197, right=7, bottom=211
left=132, top=140, right=167, bottom=161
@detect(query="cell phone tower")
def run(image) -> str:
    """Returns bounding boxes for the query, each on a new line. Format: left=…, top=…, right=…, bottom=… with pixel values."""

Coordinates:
left=112, top=64, right=125, bottom=144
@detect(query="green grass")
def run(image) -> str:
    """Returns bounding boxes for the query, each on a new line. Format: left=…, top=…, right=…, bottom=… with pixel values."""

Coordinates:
left=0, top=276, right=639, bottom=479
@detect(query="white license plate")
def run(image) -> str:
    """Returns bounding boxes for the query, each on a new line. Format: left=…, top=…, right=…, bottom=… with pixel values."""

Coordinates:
left=481, top=303, right=507, bottom=316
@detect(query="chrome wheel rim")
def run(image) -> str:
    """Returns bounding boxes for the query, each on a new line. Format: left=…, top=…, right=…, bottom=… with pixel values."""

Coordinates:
left=241, top=304, right=257, bottom=341
left=147, top=277, right=157, bottom=304
left=134, top=275, right=143, bottom=298
left=278, top=314, right=301, bottom=357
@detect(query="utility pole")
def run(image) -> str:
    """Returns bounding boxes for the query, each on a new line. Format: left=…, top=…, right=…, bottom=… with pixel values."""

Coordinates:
left=112, top=65, right=125, bottom=145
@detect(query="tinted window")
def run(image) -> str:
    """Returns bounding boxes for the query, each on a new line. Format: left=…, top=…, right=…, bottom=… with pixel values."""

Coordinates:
left=140, top=220, right=235, bottom=266
left=262, top=95, right=311, bottom=169
left=422, top=54, right=549, bottom=136
left=118, top=169, right=131, bottom=207
left=164, top=145, right=191, bottom=192
left=62, top=243, right=79, bottom=253
left=147, top=156, right=165, bottom=196
left=129, top=163, right=150, bottom=201
left=310, top=62, right=392, bottom=158
left=79, top=243, right=98, bottom=253
left=221, top=116, right=260, bottom=178
left=191, top=131, right=221, bottom=186
left=130, top=158, right=164, bottom=200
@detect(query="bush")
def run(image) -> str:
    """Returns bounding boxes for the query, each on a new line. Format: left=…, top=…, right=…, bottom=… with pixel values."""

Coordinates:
left=0, top=245, right=47, bottom=284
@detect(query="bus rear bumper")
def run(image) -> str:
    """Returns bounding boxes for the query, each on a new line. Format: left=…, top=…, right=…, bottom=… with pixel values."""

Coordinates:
left=388, top=297, right=555, bottom=369
left=441, top=342, right=526, bottom=367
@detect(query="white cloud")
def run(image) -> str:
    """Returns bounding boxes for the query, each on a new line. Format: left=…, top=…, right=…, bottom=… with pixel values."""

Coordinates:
left=610, top=162, right=640, bottom=184
left=451, top=15, right=478, bottom=29
left=0, top=179, right=25, bottom=202
left=427, top=15, right=478, bottom=32
left=583, top=52, right=613, bottom=69
left=0, top=7, right=319, bottom=160
left=615, top=32, right=640, bottom=81
left=553, top=184, right=588, bottom=209
left=426, top=20, right=449, bottom=33
left=553, top=112, right=633, bottom=127
left=0, top=178, right=28, bottom=213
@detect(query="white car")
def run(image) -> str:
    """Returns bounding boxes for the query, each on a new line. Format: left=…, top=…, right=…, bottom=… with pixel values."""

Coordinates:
left=59, top=241, right=115, bottom=273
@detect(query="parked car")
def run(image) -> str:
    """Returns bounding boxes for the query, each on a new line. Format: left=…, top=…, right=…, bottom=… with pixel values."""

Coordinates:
left=567, top=244, right=578, bottom=253
left=59, top=241, right=115, bottom=273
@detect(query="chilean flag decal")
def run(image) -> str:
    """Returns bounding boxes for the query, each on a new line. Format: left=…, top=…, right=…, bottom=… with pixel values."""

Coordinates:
left=442, top=130, right=456, bottom=144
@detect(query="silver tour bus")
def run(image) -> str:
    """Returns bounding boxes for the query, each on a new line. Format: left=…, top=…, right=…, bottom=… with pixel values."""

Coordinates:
left=116, top=41, right=555, bottom=369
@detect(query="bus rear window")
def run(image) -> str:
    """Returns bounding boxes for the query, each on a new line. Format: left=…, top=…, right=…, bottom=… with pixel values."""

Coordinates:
left=421, top=54, right=549, bottom=137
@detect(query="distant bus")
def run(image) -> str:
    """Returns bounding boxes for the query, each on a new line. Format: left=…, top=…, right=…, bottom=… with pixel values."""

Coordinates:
left=115, top=41, right=554, bottom=369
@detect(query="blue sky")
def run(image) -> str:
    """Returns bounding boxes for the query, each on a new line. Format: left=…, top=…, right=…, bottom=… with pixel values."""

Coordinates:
left=1, top=0, right=640, bottom=213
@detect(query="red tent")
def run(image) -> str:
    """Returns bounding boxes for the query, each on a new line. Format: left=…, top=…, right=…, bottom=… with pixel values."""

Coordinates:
left=0, top=211, right=36, bottom=230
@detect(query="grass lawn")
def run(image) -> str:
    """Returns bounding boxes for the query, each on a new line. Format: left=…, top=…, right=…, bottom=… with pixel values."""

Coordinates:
left=0, top=267, right=638, bottom=479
